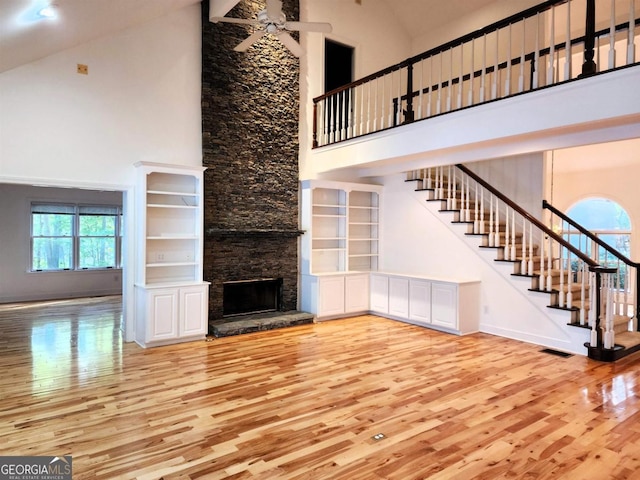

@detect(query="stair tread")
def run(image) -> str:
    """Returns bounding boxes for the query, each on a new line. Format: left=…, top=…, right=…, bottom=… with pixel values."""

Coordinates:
left=615, top=331, right=640, bottom=349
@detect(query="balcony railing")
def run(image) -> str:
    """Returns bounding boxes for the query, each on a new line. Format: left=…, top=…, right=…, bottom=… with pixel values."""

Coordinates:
left=313, top=0, right=639, bottom=148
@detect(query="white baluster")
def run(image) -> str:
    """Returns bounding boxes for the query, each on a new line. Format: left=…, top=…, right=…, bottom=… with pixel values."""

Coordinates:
left=604, top=274, right=615, bottom=349
left=510, top=209, right=517, bottom=261
left=565, top=0, right=572, bottom=80
left=488, top=195, right=495, bottom=247
left=505, top=23, right=512, bottom=95
left=466, top=177, right=471, bottom=222
left=493, top=198, right=501, bottom=248
left=504, top=206, right=510, bottom=260
left=492, top=29, right=499, bottom=99
left=447, top=165, right=453, bottom=210
left=623, top=262, right=630, bottom=316
left=372, top=78, right=378, bottom=132
left=381, top=76, right=386, bottom=130
left=519, top=18, right=526, bottom=92
left=559, top=245, right=566, bottom=308
left=533, top=13, right=540, bottom=89
left=481, top=34, right=487, bottom=102
left=590, top=271, right=598, bottom=346
left=427, top=56, right=433, bottom=118
left=521, top=220, right=528, bottom=274
left=396, top=69, right=402, bottom=126
left=628, top=0, right=636, bottom=65
left=447, top=47, right=453, bottom=112
left=437, top=53, right=443, bottom=114
left=468, top=38, right=475, bottom=106
left=548, top=5, right=556, bottom=86
left=580, top=262, right=587, bottom=325
left=528, top=222, right=534, bottom=276
left=539, top=230, right=545, bottom=290
left=546, top=235, right=553, bottom=292
left=479, top=188, right=485, bottom=234
left=458, top=44, right=464, bottom=109
left=474, top=187, right=480, bottom=234
left=609, top=0, right=617, bottom=69
left=567, top=252, right=574, bottom=310
left=418, top=60, right=424, bottom=120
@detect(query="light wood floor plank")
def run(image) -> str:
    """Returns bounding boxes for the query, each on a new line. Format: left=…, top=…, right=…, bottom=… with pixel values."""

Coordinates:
left=3, top=296, right=640, bottom=479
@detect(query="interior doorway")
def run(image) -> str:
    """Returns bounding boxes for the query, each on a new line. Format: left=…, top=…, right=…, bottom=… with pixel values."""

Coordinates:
left=324, top=39, right=354, bottom=138
left=324, top=39, right=354, bottom=92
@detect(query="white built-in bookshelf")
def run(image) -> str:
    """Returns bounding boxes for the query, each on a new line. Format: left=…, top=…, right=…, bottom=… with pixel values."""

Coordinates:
left=134, top=162, right=209, bottom=348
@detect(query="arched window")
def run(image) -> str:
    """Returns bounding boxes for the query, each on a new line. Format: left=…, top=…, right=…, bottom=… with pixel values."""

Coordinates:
left=566, top=198, right=631, bottom=289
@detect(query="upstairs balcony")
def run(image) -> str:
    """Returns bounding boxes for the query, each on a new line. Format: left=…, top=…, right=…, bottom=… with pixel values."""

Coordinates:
left=310, top=0, right=640, bottom=178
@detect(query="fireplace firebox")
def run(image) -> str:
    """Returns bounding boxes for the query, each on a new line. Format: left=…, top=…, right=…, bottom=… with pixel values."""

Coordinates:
left=222, top=278, right=283, bottom=317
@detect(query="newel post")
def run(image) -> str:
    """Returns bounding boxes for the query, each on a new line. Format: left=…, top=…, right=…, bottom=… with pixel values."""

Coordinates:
left=312, top=101, right=319, bottom=148
left=580, top=0, right=598, bottom=77
left=403, top=61, right=415, bottom=124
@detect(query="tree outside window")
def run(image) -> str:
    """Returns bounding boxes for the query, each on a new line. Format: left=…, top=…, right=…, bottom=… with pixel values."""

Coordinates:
left=31, top=203, right=121, bottom=272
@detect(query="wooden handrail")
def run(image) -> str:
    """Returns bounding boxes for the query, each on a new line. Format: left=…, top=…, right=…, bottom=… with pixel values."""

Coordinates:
left=543, top=199, right=640, bottom=326
left=313, top=0, right=570, bottom=104
left=455, top=164, right=597, bottom=267
left=543, top=200, right=639, bottom=268
left=399, top=17, right=640, bottom=103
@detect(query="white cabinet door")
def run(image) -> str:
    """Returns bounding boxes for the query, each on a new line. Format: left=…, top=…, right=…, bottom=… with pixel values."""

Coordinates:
left=409, top=279, right=431, bottom=324
left=431, top=282, right=458, bottom=329
left=345, top=274, right=369, bottom=313
left=147, top=288, right=179, bottom=342
left=388, top=277, right=409, bottom=318
left=318, top=276, right=346, bottom=317
left=370, top=274, right=389, bottom=314
left=179, top=285, right=208, bottom=337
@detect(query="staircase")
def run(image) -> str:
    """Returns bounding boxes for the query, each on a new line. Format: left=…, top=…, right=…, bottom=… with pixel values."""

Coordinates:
left=405, top=164, right=640, bottom=362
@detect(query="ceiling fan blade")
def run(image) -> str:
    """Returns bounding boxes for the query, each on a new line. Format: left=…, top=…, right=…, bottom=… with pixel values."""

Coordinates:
left=266, top=0, right=283, bottom=19
left=234, top=30, right=267, bottom=52
left=277, top=32, right=304, bottom=57
left=211, top=17, right=261, bottom=26
left=285, top=21, right=332, bottom=33
left=209, top=0, right=241, bottom=20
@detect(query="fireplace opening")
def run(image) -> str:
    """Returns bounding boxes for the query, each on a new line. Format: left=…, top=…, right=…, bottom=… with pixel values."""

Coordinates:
left=223, top=278, right=283, bottom=317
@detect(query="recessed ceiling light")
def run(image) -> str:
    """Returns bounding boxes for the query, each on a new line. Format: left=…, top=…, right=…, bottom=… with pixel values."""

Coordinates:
left=37, top=4, right=57, bottom=19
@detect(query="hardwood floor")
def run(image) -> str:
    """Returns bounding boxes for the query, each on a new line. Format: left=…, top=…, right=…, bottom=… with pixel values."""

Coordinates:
left=2, top=296, right=640, bottom=479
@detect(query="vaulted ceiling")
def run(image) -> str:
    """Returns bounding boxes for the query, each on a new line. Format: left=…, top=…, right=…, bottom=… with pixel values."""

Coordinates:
left=0, top=0, right=497, bottom=73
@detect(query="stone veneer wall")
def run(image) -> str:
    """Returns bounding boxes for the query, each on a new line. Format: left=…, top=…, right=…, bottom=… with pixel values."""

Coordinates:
left=201, top=0, right=301, bottom=320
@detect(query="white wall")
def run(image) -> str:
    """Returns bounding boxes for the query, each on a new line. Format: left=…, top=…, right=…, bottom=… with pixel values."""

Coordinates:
left=549, top=138, right=640, bottom=261
left=299, top=0, right=412, bottom=178
left=0, top=4, right=203, bottom=341
left=467, top=152, right=545, bottom=220
left=0, top=184, right=123, bottom=302
left=0, top=4, right=202, bottom=187
left=411, top=0, right=543, bottom=55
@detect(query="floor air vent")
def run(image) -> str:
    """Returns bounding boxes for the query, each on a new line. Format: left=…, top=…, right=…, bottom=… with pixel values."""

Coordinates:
left=540, top=348, right=573, bottom=358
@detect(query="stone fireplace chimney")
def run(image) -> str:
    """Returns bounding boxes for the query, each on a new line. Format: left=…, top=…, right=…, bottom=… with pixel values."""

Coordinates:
left=201, top=0, right=302, bottom=320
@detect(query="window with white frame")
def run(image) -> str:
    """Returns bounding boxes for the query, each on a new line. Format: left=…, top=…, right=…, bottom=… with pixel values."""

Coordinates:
left=565, top=198, right=631, bottom=289
left=31, top=203, right=122, bottom=272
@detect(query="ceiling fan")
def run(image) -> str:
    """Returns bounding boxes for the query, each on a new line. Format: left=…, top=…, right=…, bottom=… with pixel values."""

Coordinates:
left=209, top=0, right=332, bottom=57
